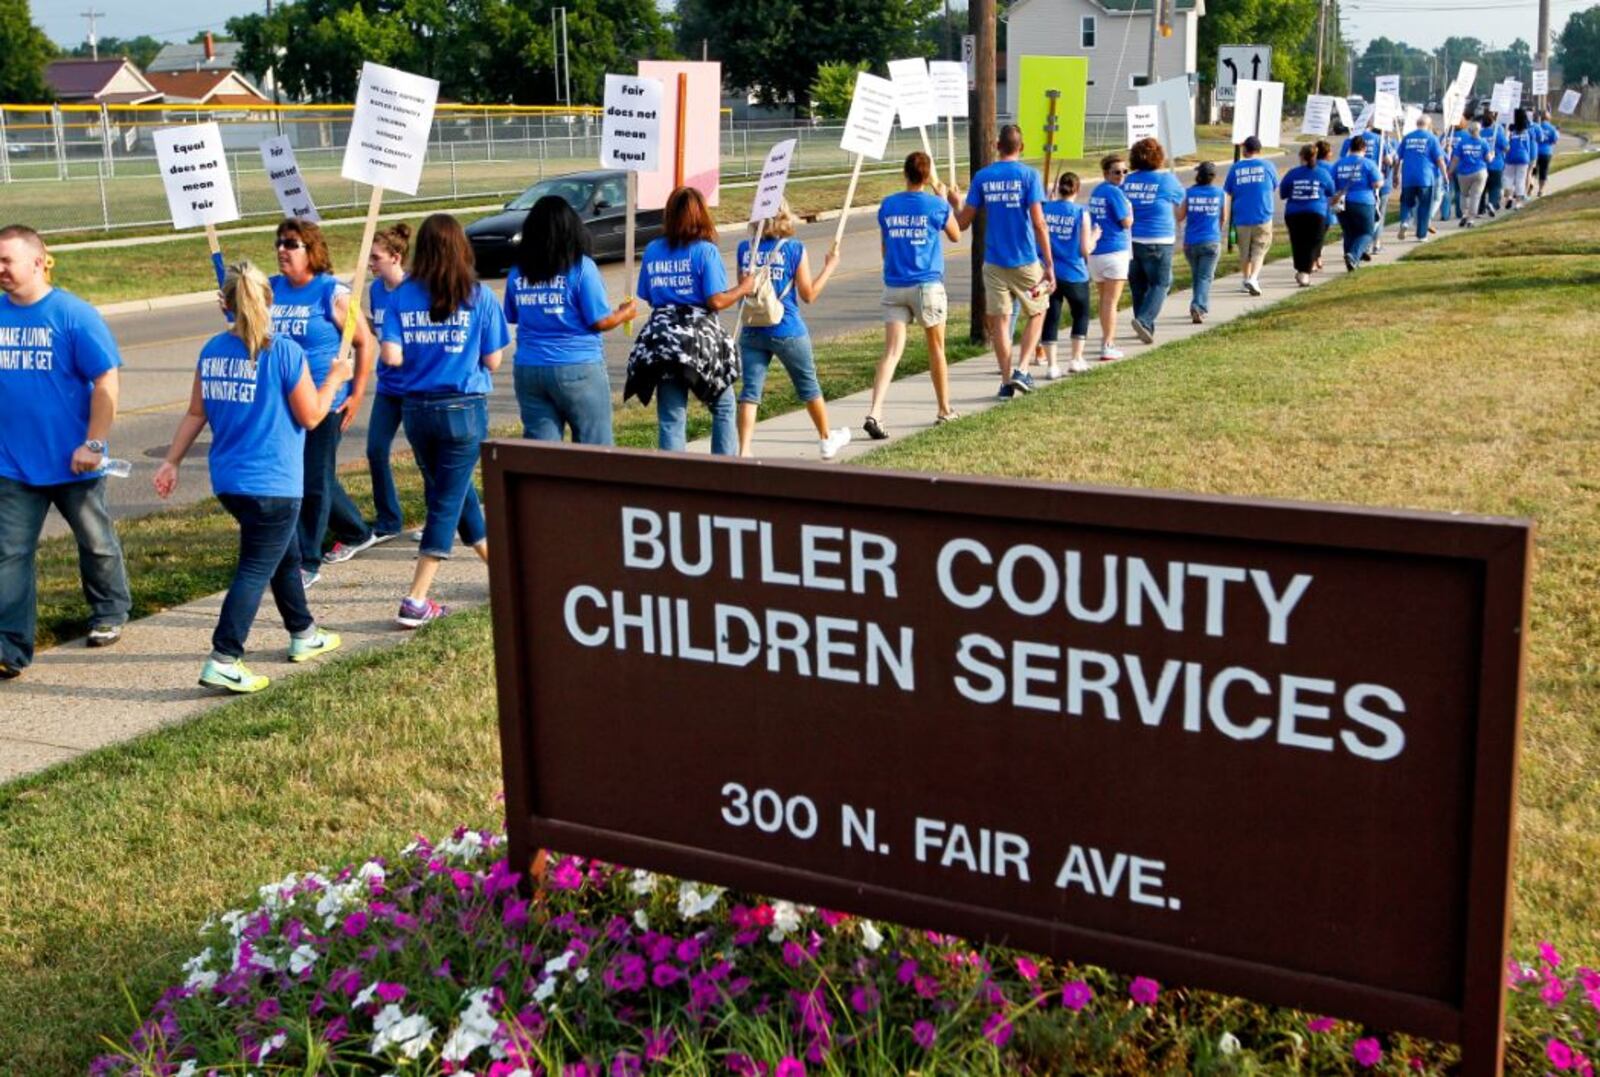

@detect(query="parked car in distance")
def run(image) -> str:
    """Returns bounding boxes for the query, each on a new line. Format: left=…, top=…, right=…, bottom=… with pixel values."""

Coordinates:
left=465, top=169, right=666, bottom=276
left=1346, top=94, right=1367, bottom=115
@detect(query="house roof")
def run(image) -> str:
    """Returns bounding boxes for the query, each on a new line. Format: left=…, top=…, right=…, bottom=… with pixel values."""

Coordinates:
left=1008, top=0, right=1200, bottom=15
left=147, top=41, right=244, bottom=74
left=43, top=59, right=161, bottom=102
left=145, top=70, right=267, bottom=104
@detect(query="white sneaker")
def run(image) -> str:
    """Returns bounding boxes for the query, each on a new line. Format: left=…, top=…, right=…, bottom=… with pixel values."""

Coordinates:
left=1244, top=277, right=1262, bottom=296
left=1099, top=346, right=1125, bottom=361
left=1068, top=357, right=1091, bottom=374
left=819, top=427, right=852, bottom=460
left=1398, top=223, right=1408, bottom=241
left=1047, top=364, right=1063, bottom=380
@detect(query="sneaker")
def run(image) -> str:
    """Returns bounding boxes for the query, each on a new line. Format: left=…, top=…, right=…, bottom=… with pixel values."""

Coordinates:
left=1344, top=254, right=1357, bottom=272
left=997, top=382, right=1016, bottom=401
left=371, top=531, right=401, bottom=545
left=1191, top=308, right=1204, bottom=324
left=1099, top=346, right=1125, bottom=361
left=1244, top=278, right=1262, bottom=297
left=1458, top=217, right=1468, bottom=228
left=1361, top=251, right=1374, bottom=262
left=1010, top=370, right=1035, bottom=394
left=1372, top=240, right=1384, bottom=253
left=819, top=427, right=853, bottom=460
left=935, top=410, right=961, bottom=424
left=301, top=569, right=320, bottom=590
left=1417, top=233, right=1431, bottom=243
left=1295, top=272, right=1311, bottom=287
left=86, top=623, right=122, bottom=648
left=288, top=627, right=342, bottom=664
left=198, top=658, right=268, bottom=694
left=397, top=597, right=450, bottom=629
left=0, top=661, right=19, bottom=680
left=323, top=533, right=380, bottom=564
left=409, top=529, right=424, bottom=543
left=1067, top=357, right=1092, bottom=374
left=1131, top=318, right=1154, bottom=344
left=1398, top=223, right=1408, bottom=241
left=862, top=415, right=888, bottom=441
left=1046, top=364, right=1063, bottom=380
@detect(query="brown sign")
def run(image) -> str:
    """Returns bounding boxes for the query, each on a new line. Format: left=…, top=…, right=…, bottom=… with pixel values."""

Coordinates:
left=483, top=442, right=1529, bottom=1075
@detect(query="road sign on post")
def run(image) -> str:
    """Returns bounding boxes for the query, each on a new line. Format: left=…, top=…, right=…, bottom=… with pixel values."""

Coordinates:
left=1216, top=45, right=1272, bottom=106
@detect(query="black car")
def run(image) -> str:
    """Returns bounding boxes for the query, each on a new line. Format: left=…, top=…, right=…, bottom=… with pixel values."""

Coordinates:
left=465, top=169, right=666, bottom=276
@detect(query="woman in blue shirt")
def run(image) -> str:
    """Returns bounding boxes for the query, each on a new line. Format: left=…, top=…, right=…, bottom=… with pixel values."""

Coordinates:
left=1087, top=154, right=1134, bottom=361
left=269, top=218, right=377, bottom=587
left=1334, top=135, right=1383, bottom=270
left=1314, top=140, right=1338, bottom=272
left=1279, top=144, right=1336, bottom=287
left=735, top=198, right=848, bottom=459
left=1123, top=137, right=1186, bottom=344
left=1449, top=122, right=1489, bottom=229
left=378, top=213, right=510, bottom=629
left=626, top=187, right=752, bottom=455
left=363, top=222, right=413, bottom=543
left=1535, top=110, right=1559, bottom=196
left=153, top=261, right=349, bottom=694
left=506, top=196, right=634, bottom=446
left=1182, top=161, right=1226, bottom=323
left=1038, top=171, right=1096, bottom=375
left=865, top=151, right=963, bottom=438
left=1505, top=110, right=1534, bottom=210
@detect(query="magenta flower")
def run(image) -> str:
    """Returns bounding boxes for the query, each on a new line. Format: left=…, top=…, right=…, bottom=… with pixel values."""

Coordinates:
left=322, top=1015, right=347, bottom=1043
left=253, top=997, right=280, bottom=1021
left=675, top=937, right=702, bottom=964
left=849, top=983, right=880, bottom=1015
left=724, top=1053, right=761, bottom=1076
left=1544, top=977, right=1569, bottom=1008
left=1549, top=1038, right=1576, bottom=1071
left=1306, top=1016, right=1337, bottom=1034
left=503, top=898, right=530, bottom=930
left=1015, top=957, right=1040, bottom=982
left=565, top=1062, right=599, bottom=1077
left=1353, top=1037, right=1383, bottom=1068
left=983, top=1010, right=1014, bottom=1047
left=1061, top=981, right=1094, bottom=1012
left=604, top=955, right=647, bottom=993
left=610, top=1052, right=642, bottom=1077
left=643, top=1027, right=676, bottom=1062
left=912, top=1020, right=937, bottom=1050
left=651, top=963, right=685, bottom=988
left=1541, top=942, right=1564, bottom=968
left=776, top=1058, right=806, bottom=1077
left=550, top=859, right=584, bottom=891
left=341, top=911, right=368, bottom=937
left=782, top=941, right=808, bottom=968
left=1129, top=976, right=1160, bottom=1006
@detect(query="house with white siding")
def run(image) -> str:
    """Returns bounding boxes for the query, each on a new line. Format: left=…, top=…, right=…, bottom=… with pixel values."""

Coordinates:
left=1005, top=0, right=1203, bottom=122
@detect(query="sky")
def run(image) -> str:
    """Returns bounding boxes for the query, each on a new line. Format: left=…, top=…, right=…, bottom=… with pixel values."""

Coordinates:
left=32, top=0, right=1584, bottom=56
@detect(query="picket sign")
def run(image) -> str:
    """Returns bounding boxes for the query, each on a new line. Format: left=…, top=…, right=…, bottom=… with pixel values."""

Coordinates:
left=1300, top=95, right=1334, bottom=137
left=929, top=60, right=968, bottom=189
left=600, top=73, right=664, bottom=334
left=337, top=62, right=440, bottom=368
left=1375, top=74, right=1401, bottom=100
left=1126, top=104, right=1160, bottom=146
left=888, top=58, right=939, bottom=162
left=1373, top=91, right=1401, bottom=133
left=1231, top=80, right=1284, bottom=147
left=259, top=136, right=320, bottom=222
left=1455, top=62, right=1478, bottom=98
left=834, top=71, right=897, bottom=255
left=153, top=122, right=240, bottom=291
left=1559, top=88, right=1582, bottom=115
left=1532, top=69, right=1549, bottom=97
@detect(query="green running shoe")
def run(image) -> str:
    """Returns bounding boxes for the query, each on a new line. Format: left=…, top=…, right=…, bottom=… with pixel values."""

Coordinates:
left=288, top=628, right=342, bottom=663
left=199, top=659, right=268, bottom=694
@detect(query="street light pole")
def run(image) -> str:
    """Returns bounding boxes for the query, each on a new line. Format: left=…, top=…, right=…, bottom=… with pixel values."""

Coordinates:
left=1314, top=0, right=1328, bottom=94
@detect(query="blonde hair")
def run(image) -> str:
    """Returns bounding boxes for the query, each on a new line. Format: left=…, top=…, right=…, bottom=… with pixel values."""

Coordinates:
left=751, top=199, right=796, bottom=242
left=222, top=260, right=275, bottom=361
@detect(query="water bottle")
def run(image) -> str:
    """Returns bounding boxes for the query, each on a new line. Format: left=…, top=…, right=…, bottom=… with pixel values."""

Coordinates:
left=99, top=458, right=133, bottom=479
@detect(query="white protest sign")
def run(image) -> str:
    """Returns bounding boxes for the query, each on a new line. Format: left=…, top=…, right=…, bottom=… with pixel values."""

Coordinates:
left=153, top=122, right=239, bottom=230
left=929, top=60, right=969, bottom=118
left=1560, top=88, right=1582, bottom=115
left=122, top=125, right=137, bottom=152
left=1355, top=103, right=1375, bottom=131
left=600, top=74, right=663, bottom=172
left=1300, top=95, right=1334, bottom=136
left=1403, top=104, right=1423, bottom=130
left=1231, top=79, right=1284, bottom=147
left=839, top=71, right=897, bottom=159
left=340, top=62, right=439, bottom=196
left=1135, top=75, right=1197, bottom=157
left=1489, top=81, right=1516, bottom=115
left=1508, top=79, right=1525, bottom=108
left=1532, top=69, right=1549, bottom=96
left=1126, top=104, right=1161, bottom=147
left=888, top=58, right=940, bottom=131
left=259, top=136, right=320, bottom=222
left=749, top=138, right=797, bottom=222
left=1441, top=83, right=1467, bottom=128
left=1375, top=74, right=1401, bottom=100
left=1454, top=62, right=1478, bottom=97
left=1373, top=91, right=1401, bottom=132
left=1333, top=95, right=1354, bottom=130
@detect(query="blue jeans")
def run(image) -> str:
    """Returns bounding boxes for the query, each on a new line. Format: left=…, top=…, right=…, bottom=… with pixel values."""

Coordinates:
left=1127, top=242, right=1174, bottom=330
left=299, top=410, right=372, bottom=573
left=1338, top=203, right=1376, bottom=262
left=656, top=375, right=736, bottom=456
left=736, top=331, right=821, bottom=405
left=1401, top=185, right=1435, bottom=239
left=214, top=494, right=312, bottom=660
left=366, top=392, right=406, bottom=536
left=1375, top=190, right=1392, bottom=238
left=1183, top=242, right=1220, bottom=315
left=0, top=474, right=131, bottom=669
left=402, top=393, right=489, bottom=558
left=514, top=362, right=614, bottom=445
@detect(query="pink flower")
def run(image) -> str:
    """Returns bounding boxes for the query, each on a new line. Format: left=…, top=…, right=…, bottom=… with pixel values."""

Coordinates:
left=1015, top=957, right=1040, bottom=983
left=982, top=1010, right=1014, bottom=1047
left=1548, top=1038, right=1576, bottom=1071
left=782, top=941, right=808, bottom=968
left=550, top=859, right=584, bottom=891
left=1353, top=1037, right=1383, bottom=1068
left=675, top=937, right=702, bottom=964
left=775, top=1058, right=806, bottom=1077
left=341, top=911, right=368, bottom=937
left=1541, top=942, right=1564, bottom=968
left=1306, top=1016, right=1337, bottom=1034
left=1061, top=981, right=1094, bottom=1012
left=643, top=1027, right=676, bottom=1063
left=1129, top=977, right=1160, bottom=1006
left=375, top=982, right=407, bottom=1004
left=503, top=898, right=530, bottom=930
left=849, top=983, right=880, bottom=1015
left=1543, top=977, right=1568, bottom=1008
left=651, top=963, right=684, bottom=988
left=724, top=1053, right=762, bottom=1076
left=912, top=1020, right=937, bottom=1050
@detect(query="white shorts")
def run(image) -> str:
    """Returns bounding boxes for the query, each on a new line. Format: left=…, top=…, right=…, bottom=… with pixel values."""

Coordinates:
left=1088, top=251, right=1132, bottom=283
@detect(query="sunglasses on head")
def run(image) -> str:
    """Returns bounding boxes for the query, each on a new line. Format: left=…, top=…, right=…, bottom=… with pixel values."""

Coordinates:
left=275, top=238, right=304, bottom=251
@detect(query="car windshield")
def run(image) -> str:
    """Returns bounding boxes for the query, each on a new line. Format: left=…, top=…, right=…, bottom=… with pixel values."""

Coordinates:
left=507, top=177, right=594, bottom=211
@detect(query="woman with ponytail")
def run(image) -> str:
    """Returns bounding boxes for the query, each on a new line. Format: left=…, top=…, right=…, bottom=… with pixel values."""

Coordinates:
left=153, top=261, right=352, bottom=694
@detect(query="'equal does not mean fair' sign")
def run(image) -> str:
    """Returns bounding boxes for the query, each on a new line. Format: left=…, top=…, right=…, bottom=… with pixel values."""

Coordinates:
left=485, top=444, right=1532, bottom=1077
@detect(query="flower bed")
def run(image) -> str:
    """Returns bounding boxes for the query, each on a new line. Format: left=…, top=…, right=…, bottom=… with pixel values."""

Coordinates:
left=93, top=828, right=1599, bottom=1075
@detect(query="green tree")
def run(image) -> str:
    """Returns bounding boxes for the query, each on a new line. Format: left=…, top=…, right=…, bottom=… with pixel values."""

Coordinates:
left=1354, top=36, right=1431, bottom=102
left=0, top=0, right=54, bottom=101
left=63, top=34, right=167, bottom=70
left=1198, top=0, right=1321, bottom=105
left=1557, top=8, right=1600, bottom=85
left=676, top=0, right=939, bottom=112
left=808, top=60, right=867, bottom=120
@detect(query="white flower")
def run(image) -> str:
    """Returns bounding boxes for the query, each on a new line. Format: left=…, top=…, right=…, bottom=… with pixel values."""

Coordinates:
left=288, top=944, right=319, bottom=975
left=184, top=968, right=219, bottom=993
left=575, top=967, right=590, bottom=983
left=257, top=1031, right=287, bottom=1063
left=633, top=909, right=650, bottom=931
left=353, top=982, right=379, bottom=1008
left=441, top=988, right=498, bottom=1062
left=371, top=1009, right=435, bottom=1059
left=677, top=882, right=723, bottom=919
left=543, top=951, right=575, bottom=976
left=627, top=870, right=657, bottom=895
left=859, top=921, right=883, bottom=952
left=1218, top=1032, right=1241, bottom=1056
left=532, top=976, right=557, bottom=1003
left=767, top=900, right=802, bottom=941
left=219, top=910, right=248, bottom=938
left=358, top=860, right=386, bottom=883
left=175, top=1061, right=198, bottom=1077
left=437, top=830, right=486, bottom=862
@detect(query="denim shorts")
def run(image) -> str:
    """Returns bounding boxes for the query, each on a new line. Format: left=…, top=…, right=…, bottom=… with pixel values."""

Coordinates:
left=737, top=331, right=822, bottom=405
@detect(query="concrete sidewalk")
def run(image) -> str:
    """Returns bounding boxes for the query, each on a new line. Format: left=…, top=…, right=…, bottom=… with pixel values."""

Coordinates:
left=5, top=154, right=1597, bottom=785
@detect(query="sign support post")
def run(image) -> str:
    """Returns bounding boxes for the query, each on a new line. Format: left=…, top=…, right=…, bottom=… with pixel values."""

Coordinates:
left=833, top=71, right=897, bottom=257
left=335, top=186, right=385, bottom=367
left=929, top=60, right=969, bottom=191
left=674, top=73, right=688, bottom=189
left=1041, top=89, right=1060, bottom=190
left=830, top=156, right=864, bottom=258
left=204, top=224, right=225, bottom=290
left=624, top=171, right=637, bottom=334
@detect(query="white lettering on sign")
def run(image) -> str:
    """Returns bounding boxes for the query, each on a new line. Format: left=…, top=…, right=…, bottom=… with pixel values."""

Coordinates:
left=929, top=61, right=969, bottom=119
left=888, top=57, right=940, bottom=131
left=152, top=122, right=240, bottom=230
left=600, top=74, right=664, bottom=173
left=340, top=62, right=440, bottom=196
left=258, top=135, right=321, bottom=222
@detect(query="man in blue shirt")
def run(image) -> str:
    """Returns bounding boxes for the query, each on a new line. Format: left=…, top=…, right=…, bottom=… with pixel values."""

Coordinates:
left=1222, top=136, right=1278, bottom=296
left=1397, top=115, right=1445, bottom=242
left=0, top=224, right=132, bottom=678
left=951, top=124, right=1054, bottom=399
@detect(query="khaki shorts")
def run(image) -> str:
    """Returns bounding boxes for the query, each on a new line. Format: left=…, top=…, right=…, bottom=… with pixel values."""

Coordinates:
left=982, top=262, right=1048, bottom=318
left=882, top=282, right=949, bottom=328
left=1236, top=222, right=1274, bottom=263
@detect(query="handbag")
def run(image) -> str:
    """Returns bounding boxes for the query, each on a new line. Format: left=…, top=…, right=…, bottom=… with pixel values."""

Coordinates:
left=743, top=240, right=794, bottom=328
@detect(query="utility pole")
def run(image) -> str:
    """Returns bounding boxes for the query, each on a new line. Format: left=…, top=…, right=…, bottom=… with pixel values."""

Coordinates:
left=1314, top=0, right=1328, bottom=94
left=81, top=9, right=105, bottom=61
left=1537, top=0, right=1551, bottom=109
left=968, top=0, right=995, bottom=345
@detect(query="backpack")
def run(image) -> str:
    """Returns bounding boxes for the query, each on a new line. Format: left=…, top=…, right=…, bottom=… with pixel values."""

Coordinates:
left=743, top=240, right=794, bottom=328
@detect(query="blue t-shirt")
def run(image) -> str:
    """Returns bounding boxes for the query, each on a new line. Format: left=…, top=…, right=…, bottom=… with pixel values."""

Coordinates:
left=198, top=332, right=308, bottom=499
left=1537, top=121, right=1559, bottom=157
left=878, top=191, right=950, bottom=287
left=637, top=239, right=726, bottom=309
left=736, top=237, right=806, bottom=338
left=505, top=257, right=610, bottom=366
left=0, top=288, right=122, bottom=486
left=1505, top=129, right=1534, bottom=165
left=1485, top=124, right=1509, bottom=170
left=1040, top=200, right=1089, bottom=284
left=1183, top=186, right=1223, bottom=245
left=964, top=160, right=1046, bottom=268
left=1088, top=182, right=1132, bottom=255
left=1334, top=154, right=1382, bottom=205
left=1399, top=129, right=1445, bottom=187
left=1279, top=165, right=1335, bottom=217
left=369, top=277, right=408, bottom=396
left=379, top=281, right=510, bottom=396
left=1451, top=135, right=1487, bottom=175
left=1122, top=170, right=1186, bottom=242
left=269, top=273, right=352, bottom=409
left=1223, top=158, right=1279, bottom=226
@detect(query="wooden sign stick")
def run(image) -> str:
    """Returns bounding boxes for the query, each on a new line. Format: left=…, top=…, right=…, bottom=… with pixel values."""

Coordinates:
left=732, top=217, right=768, bottom=342
left=947, top=114, right=958, bottom=190
left=624, top=170, right=637, bottom=335
left=830, top=153, right=865, bottom=258
left=335, top=186, right=385, bottom=369
left=674, top=73, right=688, bottom=189
left=1041, top=89, right=1061, bottom=192
left=918, top=125, right=935, bottom=162
left=204, top=223, right=226, bottom=290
